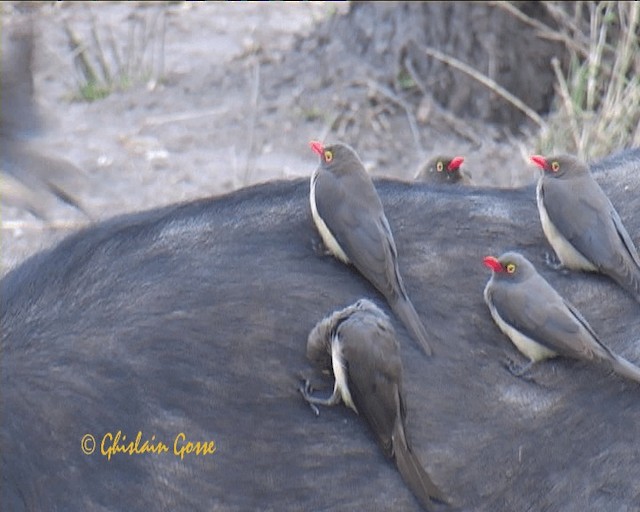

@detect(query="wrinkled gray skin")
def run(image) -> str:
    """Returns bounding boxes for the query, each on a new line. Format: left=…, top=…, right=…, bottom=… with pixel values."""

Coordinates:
left=2, top=149, right=640, bottom=511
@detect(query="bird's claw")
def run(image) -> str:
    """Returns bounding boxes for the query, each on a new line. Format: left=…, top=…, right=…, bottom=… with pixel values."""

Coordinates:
left=298, top=379, right=320, bottom=416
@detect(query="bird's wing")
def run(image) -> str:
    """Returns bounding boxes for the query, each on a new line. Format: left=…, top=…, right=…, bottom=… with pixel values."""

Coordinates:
left=314, top=170, right=403, bottom=300
left=610, top=203, right=640, bottom=269
left=562, top=298, right=613, bottom=357
left=342, top=313, right=445, bottom=506
left=541, top=176, right=625, bottom=268
left=339, top=314, right=402, bottom=459
left=1, top=139, right=91, bottom=220
left=393, top=416, right=445, bottom=506
left=489, top=276, right=602, bottom=360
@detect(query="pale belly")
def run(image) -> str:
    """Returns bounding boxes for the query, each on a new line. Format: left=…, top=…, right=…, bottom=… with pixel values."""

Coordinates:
left=310, top=171, right=350, bottom=264
left=331, top=336, right=357, bottom=413
left=484, top=285, right=557, bottom=362
left=536, top=181, right=597, bottom=271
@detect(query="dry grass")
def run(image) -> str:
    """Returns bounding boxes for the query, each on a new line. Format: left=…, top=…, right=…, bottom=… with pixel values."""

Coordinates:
left=63, top=4, right=167, bottom=102
left=58, top=1, right=640, bottom=159
left=409, top=1, right=638, bottom=162
left=533, top=1, right=640, bottom=159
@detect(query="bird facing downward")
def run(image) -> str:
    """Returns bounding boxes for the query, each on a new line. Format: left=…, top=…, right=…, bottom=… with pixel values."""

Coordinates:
left=300, top=299, right=446, bottom=511
left=414, top=155, right=466, bottom=184
left=531, top=154, right=640, bottom=304
left=483, top=251, right=640, bottom=384
left=309, top=140, right=433, bottom=356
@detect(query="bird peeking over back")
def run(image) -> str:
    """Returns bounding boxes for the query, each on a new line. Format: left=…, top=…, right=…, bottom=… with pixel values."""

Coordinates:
left=531, top=154, right=640, bottom=304
left=309, top=140, right=433, bottom=356
left=414, top=155, right=466, bottom=184
left=483, top=251, right=640, bottom=385
left=300, top=299, right=446, bottom=511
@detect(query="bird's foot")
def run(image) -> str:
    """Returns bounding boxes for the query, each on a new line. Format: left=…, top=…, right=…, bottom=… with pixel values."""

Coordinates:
left=299, top=379, right=342, bottom=414
left=298, top=380, right=320, bottom=416
left=503, top=357, right=535, bottom=380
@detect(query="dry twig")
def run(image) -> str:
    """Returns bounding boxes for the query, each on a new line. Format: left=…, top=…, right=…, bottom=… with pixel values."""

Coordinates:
left=356, top=79, right=424, bottom=159
left=403, top=55, right=483, bottom=146
left=411, top=41, right=546, bottom=128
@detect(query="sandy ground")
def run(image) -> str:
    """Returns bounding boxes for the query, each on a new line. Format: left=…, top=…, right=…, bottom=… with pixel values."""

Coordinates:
left=2, top=1, right=535, bottom=273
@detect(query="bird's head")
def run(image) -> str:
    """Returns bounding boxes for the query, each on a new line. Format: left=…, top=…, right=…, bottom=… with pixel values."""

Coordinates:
left=434, top=156, right=466, bottom=179
left=415, top=155, right=466, bottom=183
left=310, top=141, right=365, bottom=173
left=442, top=156, right=465, bottom=174
left=306, top=314, right=335, bottom=371
left=483, top=251, right=535, bottom=282
left=530, top=154, right=588, bottom=180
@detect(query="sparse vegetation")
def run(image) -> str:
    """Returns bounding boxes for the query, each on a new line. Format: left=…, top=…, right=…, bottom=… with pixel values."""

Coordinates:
left=529, top=1, right=639, bottom=159
left=427, top=1, right=639, bottom=161
left=64, top=4, right=166, bottom=102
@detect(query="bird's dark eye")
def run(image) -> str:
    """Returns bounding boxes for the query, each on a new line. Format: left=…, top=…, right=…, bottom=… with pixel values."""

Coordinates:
left=551, top=161, right=560, bottom=172
left=506, top=263, right=516, bottom=274
left=324, top=150, right=333, bottom=163
left=436, top=161, right=444, bottom=172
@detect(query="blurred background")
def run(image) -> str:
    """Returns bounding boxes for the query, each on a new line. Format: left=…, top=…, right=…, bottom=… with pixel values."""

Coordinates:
left=2, top=1, right=639, bottom=272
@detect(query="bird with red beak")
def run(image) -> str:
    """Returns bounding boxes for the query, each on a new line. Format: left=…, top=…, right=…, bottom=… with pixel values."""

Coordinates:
left=309, top=140, right=433, bottom=356
left=414, top=155, right=466, bottom=184
left=483, top=251, right=640, bottom=384
left=531, top=154, right=640, bottom=304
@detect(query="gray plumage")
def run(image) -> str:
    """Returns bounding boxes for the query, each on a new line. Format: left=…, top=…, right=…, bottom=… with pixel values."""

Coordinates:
left=309, top=141, right=433, bottom=356
left=301, top=299, right=445, bottom=511
left=414, top=155, right=466, bottom=184
left=532, top=154, right=640, bottom=303
left=483, top=251, right=640, bottom=384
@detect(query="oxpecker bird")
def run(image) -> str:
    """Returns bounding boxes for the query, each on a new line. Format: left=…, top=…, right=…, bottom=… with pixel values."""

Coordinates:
left=414, top=155, right=466, bottom=184
left=483, top=251, right=640, bottom=384
left=309, top=140, right=433, bottom=356
left=531, top=154, right=640, bottom=303
left=300, top=299, right=446, bottom=511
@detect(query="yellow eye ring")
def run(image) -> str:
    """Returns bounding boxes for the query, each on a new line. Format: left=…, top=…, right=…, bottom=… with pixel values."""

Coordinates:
left=551, top=161, right=560, bottom=172
left=436, top=161, right=444, bottom=172
left=506, top=263, right=516, bottom=274
left=324, top=150, right=333, bottom=163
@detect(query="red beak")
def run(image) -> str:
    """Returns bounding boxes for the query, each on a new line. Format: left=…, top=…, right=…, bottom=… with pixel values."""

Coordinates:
left=447, top=156, right=464, bottom=172
left=483, top=256, right=503, bottom=273
left=530, top=155, right=548, bottom=171
left=309, top=141, right=324, bottom=156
